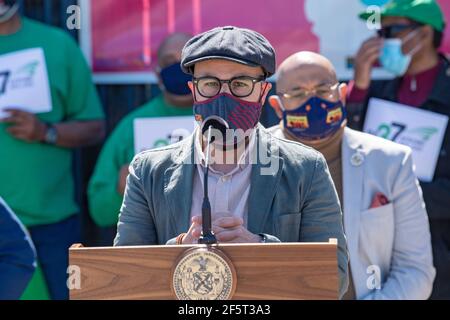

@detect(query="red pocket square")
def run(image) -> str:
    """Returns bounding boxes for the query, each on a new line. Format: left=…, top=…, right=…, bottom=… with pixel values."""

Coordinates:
left=370, top=192, right=390, bottom=209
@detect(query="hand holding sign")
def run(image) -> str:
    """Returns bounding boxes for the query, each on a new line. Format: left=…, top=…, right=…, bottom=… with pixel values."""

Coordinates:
left=1, top=108, right=47, bottom=143
left=0, top=48, right=52, bottom=118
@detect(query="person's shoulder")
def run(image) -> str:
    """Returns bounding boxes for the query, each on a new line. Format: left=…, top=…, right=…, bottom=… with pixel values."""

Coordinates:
left=24, top=18, right=74, bottom=44
left=345, top=127, right=411, bottom=159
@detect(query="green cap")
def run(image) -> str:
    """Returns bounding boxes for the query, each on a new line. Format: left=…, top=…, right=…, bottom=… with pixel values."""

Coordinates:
left=359, top=0, right=446, bottom=32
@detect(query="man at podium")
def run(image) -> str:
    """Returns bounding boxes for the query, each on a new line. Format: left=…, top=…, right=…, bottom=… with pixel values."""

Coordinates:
left=114, top=26, right=349, bottom=298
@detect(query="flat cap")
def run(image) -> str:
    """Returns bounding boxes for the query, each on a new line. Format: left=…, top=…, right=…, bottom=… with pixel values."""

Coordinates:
left=181, top=26, right=276, bottom=77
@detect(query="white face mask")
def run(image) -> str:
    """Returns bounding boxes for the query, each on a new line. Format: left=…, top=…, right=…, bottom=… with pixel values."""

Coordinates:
left=0, top=1, right=19, bottom=23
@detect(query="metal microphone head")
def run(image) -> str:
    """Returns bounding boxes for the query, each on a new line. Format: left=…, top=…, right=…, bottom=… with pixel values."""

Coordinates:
left=201, top=116, right=229, bottom=141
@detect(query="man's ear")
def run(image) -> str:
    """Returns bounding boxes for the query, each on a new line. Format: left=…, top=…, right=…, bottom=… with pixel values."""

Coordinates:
left=423, top=25, right=435, bottom=47
left=260, top=82, right=273, bottom=103
left=188, top=81, right=194, bottom=94
left=339, top=83, right=347, bottom=106
left=268, top=95, right=284, bottom=119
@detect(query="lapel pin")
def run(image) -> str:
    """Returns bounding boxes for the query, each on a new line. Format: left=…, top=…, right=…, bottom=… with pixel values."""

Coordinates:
left=351, top=152, right=364, bottom=167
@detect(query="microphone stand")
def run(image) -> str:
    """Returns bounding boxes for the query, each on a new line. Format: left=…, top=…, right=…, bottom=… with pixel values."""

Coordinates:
left=198, top=125, right=217, bottom=245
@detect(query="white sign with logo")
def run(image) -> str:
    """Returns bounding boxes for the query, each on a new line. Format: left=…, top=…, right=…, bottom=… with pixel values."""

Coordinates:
left=134, top=116, right=196, bottom=154
left=364, top=98, right=449, bottom=182
left=0, top=48, right=52, bottom=118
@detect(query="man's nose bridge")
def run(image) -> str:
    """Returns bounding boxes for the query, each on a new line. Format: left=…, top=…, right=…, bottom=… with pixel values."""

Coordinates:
left=304, top=88, right=316, bottom=99
left=219, top=81, right=232, bottom=94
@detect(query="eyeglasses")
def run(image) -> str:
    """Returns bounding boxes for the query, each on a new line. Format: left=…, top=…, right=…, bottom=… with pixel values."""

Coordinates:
left=277, top=83, right=340, bottom=102
left=377, top=23, right=423, bottom=39
left=193, top=76, right=265, bottom=98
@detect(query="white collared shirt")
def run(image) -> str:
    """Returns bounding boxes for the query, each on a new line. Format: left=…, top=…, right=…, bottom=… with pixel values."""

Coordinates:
left=190, top=128, right=256, bottom=227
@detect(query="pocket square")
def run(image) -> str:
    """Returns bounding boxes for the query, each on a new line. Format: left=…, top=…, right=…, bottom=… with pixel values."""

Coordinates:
left=370, top=192, right=390, bottom=209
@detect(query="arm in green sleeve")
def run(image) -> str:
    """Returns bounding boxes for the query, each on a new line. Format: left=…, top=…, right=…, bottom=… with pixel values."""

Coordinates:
left=88, top=120, right=134, bottom=227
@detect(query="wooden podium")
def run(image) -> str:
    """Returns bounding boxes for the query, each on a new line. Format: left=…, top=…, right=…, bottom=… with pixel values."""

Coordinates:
left=69, top=239, right=338, bottom=300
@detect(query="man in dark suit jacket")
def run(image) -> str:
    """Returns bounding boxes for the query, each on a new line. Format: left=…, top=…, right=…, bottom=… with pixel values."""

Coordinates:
left=0, top=197, right=36, bottom=300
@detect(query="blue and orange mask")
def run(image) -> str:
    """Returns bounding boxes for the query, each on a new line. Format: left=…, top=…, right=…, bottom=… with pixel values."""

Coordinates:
left=282, top=96, right=347, bottom=141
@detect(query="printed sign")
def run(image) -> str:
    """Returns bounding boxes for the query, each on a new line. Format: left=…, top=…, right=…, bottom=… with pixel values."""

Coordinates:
left=134, top=116, right=196, bottom=154
left=0, top=48, right=52, bottom=118
left=364, top=98, right=449, bottom=182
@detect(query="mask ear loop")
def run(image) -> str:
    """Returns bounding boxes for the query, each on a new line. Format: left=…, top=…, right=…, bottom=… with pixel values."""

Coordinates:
left=193, top=81, right=199, bottom=102
left=155, top=66, right=167, bottom=93
left=402, top=28, right=424, bottom=56
left=258, top=82, right=270, bottom=104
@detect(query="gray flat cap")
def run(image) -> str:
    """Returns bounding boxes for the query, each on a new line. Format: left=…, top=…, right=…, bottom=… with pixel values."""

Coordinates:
left=181, top=26, right=276, bottom=77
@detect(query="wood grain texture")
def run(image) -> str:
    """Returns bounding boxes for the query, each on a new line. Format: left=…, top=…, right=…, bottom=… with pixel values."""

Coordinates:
left=69, top=242, right=338, bottom=300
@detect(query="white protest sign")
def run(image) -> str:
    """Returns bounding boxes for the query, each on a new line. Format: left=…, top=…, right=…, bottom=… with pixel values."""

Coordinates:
left=0, top=48, right=52, bottom=118
left=134, top=116, right=196, bottom=154
left=364, top=98, right=449, bottom=182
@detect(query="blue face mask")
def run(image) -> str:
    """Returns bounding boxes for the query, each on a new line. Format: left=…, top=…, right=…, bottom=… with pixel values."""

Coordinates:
left=159, top=62, right=192, bottom=96
left=282, top=96, right=346, bottom=141
left=379, top=38, right=412, bottom=77
left=379, top=30, right=422, bottom=77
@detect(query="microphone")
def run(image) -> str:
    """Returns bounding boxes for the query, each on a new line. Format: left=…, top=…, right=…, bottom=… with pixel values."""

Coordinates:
left=201, top=116, right=228, bottom=139
left=198, top=117, right=229, bottom=245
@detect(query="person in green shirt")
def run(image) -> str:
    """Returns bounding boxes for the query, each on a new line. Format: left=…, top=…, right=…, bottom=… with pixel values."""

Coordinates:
left=88, top=33, right=193, bottom=228
left=0, top=3, right=105, bottom=300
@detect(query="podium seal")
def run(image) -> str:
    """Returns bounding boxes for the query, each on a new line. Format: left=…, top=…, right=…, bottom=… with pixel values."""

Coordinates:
left=172, top=247, right=236, bottom=300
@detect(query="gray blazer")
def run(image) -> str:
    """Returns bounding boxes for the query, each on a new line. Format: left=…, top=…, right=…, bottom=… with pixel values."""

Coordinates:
left=114, top=125, right=349, bottom=298
left=342, top=128, right=435, bottom=299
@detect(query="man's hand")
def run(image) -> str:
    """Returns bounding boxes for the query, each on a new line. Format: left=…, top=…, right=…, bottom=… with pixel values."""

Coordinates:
left=212, top=216, right=261, bottom=243
left=117, top=164, right=130, bottom=195
left=182, top=216, right=203, bottom=244
left=181, top=216, right=262, bottom=244
left=354, top=37, right=383, bottom=90
left=1, top=108, right=47, bottom=143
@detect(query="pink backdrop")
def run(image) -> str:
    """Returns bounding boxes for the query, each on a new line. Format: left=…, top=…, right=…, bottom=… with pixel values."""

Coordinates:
left=87, top=0, right=450, bottom=77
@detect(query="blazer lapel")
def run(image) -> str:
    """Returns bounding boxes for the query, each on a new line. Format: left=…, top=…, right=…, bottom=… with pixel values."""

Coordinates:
left=342, top=128, right=366, bottom=272
left=164, top=134, right=196, bottom=235
left=247, top=127, right=284, bottom=233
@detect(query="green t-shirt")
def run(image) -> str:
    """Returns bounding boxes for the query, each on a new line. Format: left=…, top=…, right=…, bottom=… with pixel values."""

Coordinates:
left=0, top=18, right=104, bottom=227
left=88, top=95, right=193, bottom=227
